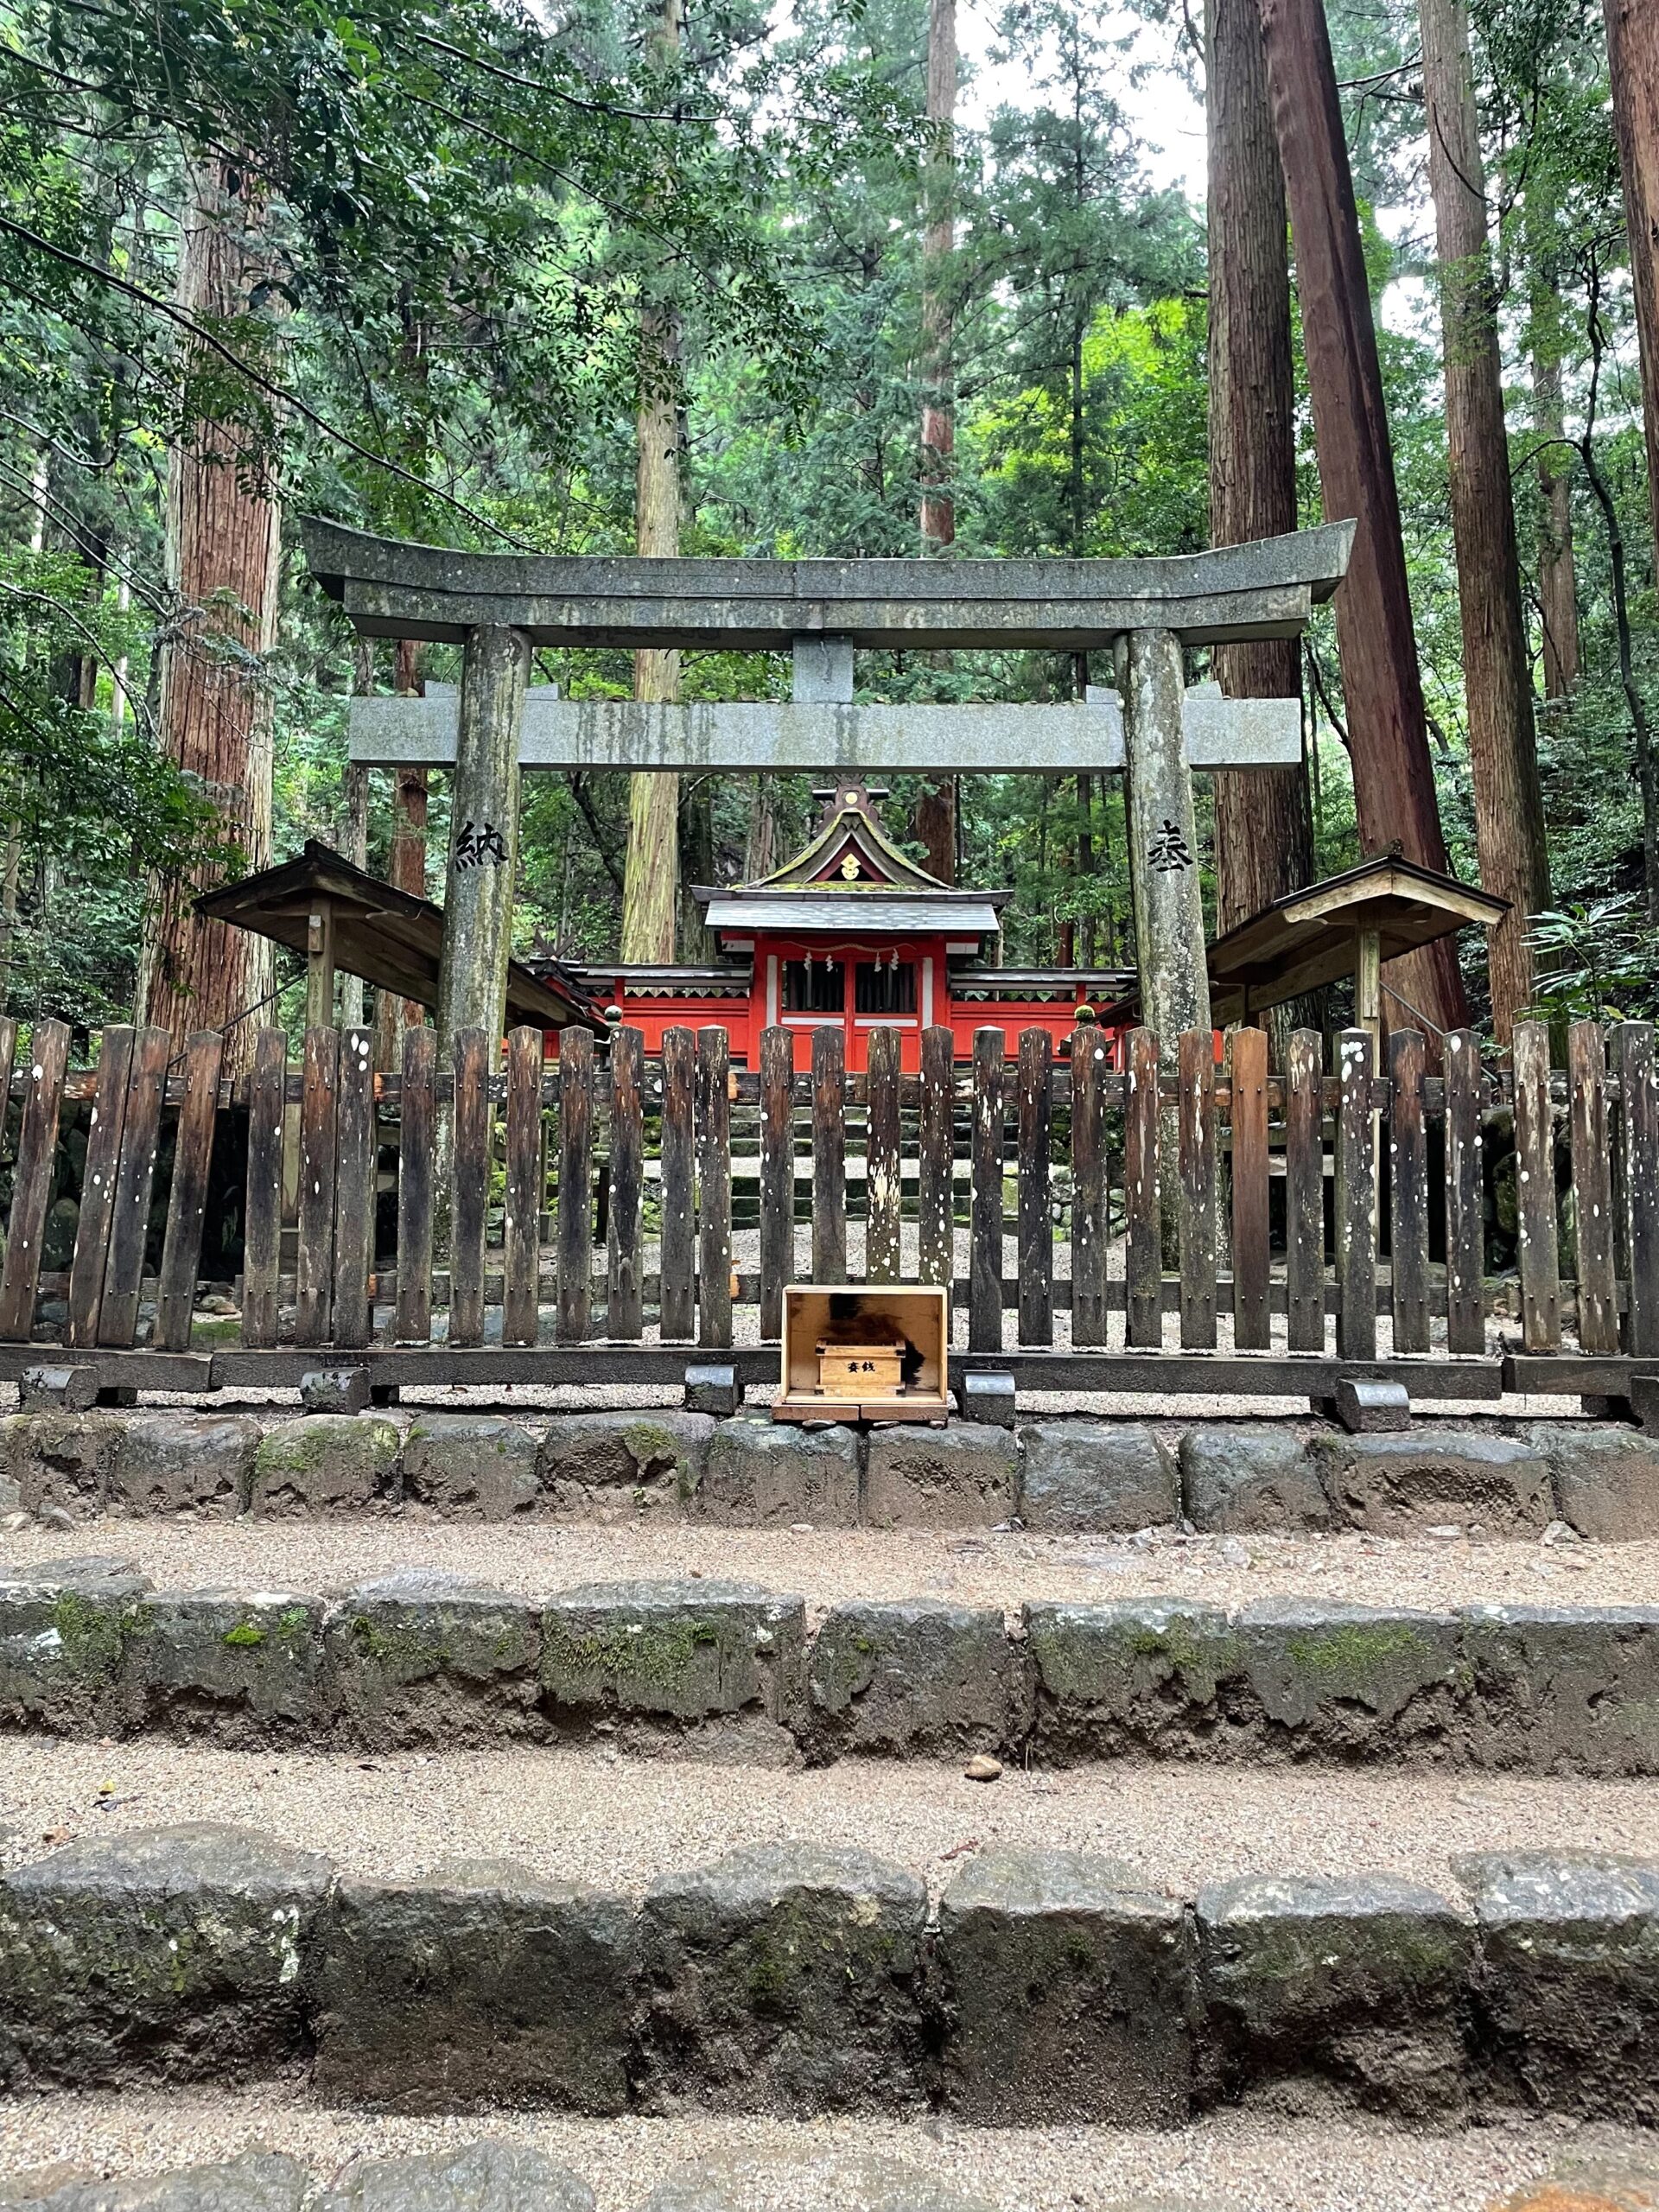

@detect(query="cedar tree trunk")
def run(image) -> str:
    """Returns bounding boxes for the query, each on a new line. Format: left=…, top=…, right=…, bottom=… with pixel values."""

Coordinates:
left=1420, top=0, right=1549, bottom=1041
left=1206, top=0, right=1319, bottom=1064
left=135, top=155, right=278, bottom=1074
left=1257, top=0, right=1468, bottom=1046
left=914, top=0, right=958, bottom=882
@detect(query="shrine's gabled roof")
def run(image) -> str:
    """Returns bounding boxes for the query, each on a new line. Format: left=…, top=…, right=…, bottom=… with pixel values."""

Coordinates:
left=746, top=779, right=956, bottom=893
left=692, top=780, right=1008, bottom=940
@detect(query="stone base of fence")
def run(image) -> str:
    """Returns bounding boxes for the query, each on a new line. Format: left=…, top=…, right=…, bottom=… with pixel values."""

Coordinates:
left=6, top=1404, right=1659, bottom=1539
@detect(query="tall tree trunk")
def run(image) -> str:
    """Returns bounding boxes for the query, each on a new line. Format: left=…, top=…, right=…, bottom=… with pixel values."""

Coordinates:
left=1419, top=0, right=1549, bottom=1043
left=1535, top=348, right=1580, bottom=701
left=913, top=0, right=958, bottom=883
left=1605, top=0, right=1659, bottom=575
left=745, top=777, right=779, bottom=880
left=620, top=304, right=682, bottom=963
left=1206, top=0, right=1319, bottom=1065
left=134, top=155, right=278, bottom=1074
left=620, top=0, right=683, bottom=964
left=919, top=0, right=956, bottom=556
left=0, top=449, right=48, bottom=1012
left=1257, top=0, right=1468, bottom=1046
left=677, top=775, right=714, bottom=958
left=374, top=639, right=429, bottom=1065
left=1076, top=770, right=1095, bottom=965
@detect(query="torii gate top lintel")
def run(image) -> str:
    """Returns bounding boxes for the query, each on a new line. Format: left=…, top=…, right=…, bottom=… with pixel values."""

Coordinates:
left=302, top=515, right=1356, bottom=652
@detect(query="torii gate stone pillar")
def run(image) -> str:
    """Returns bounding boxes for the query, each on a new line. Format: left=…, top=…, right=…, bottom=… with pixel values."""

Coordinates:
left=303, top=518, right=1356, bottom=1049
left=435, top=623, right=530, bottom=1056
left=1120, top=627, right=1211, bottom=1047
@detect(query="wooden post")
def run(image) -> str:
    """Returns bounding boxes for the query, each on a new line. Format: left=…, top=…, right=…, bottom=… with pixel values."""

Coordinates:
left=296, top=1027, right=339, bottom=1346
left=557, top=1027, right=594, bottom=1346
left=1121, top=628, right=1211, bottom=1054
left=1178, top=1027, right=1218, bottom=1349
left=1512, top=1019, right=1561, bottom=1352
left=156, top=1029, right=225, bottom=1354
left=242, top=1027, right=286, bottom=1349
left=305, top=903, right=335, bottom=1033
left=332, top=1026, right=376, bottom=1351
left=1388, top=1028, right=1430, bottom=1354
left=607, top=1025, right=645, bottom=1341
left=1071, top=1020, right=1108, bottom=1346
left=1285, top=1027, right=1325, bottom=1351
left=758, top=1026, right=794, bottom=1337
left=812, top=1024, right=848, bottom=1286
left=1016, top=1028, right=1052, bottom=1346
left=1444, top=1029, right=1484, bottom=1354
left=1229, top=1025, right=1269, bottom=1350
left=867, top=1026, right=902, bottom=1285
left=395, top=1022, right=436, bottom=1345
left=503, top=1025, right=543, bottom=1348
left=696, top=1027, right=733, bottom=1349
left=658, top=1027, right=696, bottom=1341
left=1354, top=928, right=1381, bottom=1061
left=1125, top=1027, right=1162, bottom=1348
left=918, top=1025, right=955, bottom=1291
left=1569, top=1020, right=1618, bottom=1355
left=969, top=1027, right=1005, bottom=1352
left=435, top=623, right=531, bottom=1055
left=1335, top=1027, right=1377, bottom=1359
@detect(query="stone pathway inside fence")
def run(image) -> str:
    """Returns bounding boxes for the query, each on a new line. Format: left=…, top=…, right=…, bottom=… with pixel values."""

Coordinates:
left=0, top=2092, right=1637, bottom=2212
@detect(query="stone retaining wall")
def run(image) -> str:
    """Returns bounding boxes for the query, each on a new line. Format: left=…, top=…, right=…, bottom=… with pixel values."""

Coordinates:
left=8, top=1554, right=1659, bottom=1771
left=6, top=1408, right=1659, bottom=1539
left=0, top=1821, right=1650, bottom=2128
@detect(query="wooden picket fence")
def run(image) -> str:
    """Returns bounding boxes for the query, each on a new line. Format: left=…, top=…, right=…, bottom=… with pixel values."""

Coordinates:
left=0, top=1012, right=1651, bottom=1369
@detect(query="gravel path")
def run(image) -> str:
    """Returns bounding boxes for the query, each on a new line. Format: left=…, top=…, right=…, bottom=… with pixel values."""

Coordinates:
left=2, top=1740, right=1652, bottom=1897
left=0, top=2089, right=1636, bottom=2210
left=3, top=1517, right=1655, bottom=1618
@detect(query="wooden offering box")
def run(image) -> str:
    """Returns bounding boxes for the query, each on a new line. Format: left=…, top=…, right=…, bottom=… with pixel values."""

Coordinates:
left=775, top=1285, right=950, bottom=1425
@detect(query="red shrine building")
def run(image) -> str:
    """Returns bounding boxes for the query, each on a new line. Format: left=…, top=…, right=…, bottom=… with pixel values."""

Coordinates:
left=545, top=782, right=1133, bottom=1071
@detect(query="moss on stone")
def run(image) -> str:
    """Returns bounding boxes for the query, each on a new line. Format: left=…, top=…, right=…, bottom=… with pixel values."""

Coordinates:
left=48, top=1591, right=137, bottom=1678
left=543, top=1610, right=724, bottom=1700
left=255, top=1417, right=398, bottom=1479
left=621, top=1421, right=685, bottom=1476
left=222, top=1621, right=266, bottom=1649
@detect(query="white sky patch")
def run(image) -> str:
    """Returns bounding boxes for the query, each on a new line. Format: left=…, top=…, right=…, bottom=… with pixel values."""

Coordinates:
left=955, top=0, right=1207, bottom=204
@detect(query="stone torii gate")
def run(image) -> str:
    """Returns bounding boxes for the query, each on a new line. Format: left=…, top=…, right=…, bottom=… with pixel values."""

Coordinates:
left=302, top=517, right=1356, bottom=1052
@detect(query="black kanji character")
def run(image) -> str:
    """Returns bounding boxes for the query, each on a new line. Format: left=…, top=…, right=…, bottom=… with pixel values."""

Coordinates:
left=454, top=819, right=508, bottom=869
left=1147, top=817, right=1193, bottom=873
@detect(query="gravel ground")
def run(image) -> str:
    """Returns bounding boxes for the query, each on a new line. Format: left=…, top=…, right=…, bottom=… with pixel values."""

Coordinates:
left=0, top=2089, right=1638, bottom=2210
left=1, top=1740, right=1653, bottom=1897
left=3, top=1517, right=1655, bottom=1618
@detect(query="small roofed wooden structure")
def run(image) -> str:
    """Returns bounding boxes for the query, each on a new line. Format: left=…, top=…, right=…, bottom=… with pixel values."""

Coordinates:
left=1205, top=853, right=1509, bottom=1042
left=195, top=840, right=601, bottom=1035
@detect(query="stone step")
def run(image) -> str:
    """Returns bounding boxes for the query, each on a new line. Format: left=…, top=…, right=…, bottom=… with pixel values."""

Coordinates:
left=5, top=1546, right=1659, bottom=1770
left=7, top=1403, right=1659, bottom=1540
left=0, top=1811, right=1656, bottom=2134
left=0, top=2098, right=1627, bottom=2212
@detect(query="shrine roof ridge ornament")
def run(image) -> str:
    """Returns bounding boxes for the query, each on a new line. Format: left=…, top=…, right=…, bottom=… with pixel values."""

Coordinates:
left=302, top=516, right=1357, bottom=652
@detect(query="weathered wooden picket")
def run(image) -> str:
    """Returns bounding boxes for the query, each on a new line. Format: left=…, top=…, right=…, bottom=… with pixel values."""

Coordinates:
left=0, top=1013, right=1650, bottom=1391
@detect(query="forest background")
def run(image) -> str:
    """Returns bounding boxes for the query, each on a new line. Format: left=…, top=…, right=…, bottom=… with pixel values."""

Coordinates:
left=0, top=0, right=1652, bottom=1058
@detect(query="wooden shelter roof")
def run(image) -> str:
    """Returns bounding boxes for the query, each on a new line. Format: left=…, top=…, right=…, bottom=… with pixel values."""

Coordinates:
left=195, top=841, right=602, bottom=1032
left=1205, top=855, right=1510, bottom=1026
